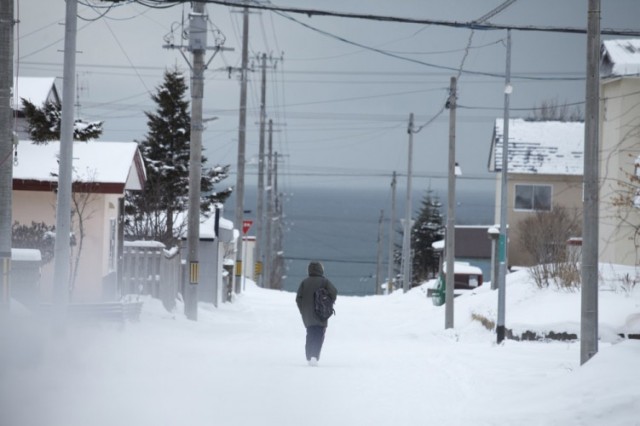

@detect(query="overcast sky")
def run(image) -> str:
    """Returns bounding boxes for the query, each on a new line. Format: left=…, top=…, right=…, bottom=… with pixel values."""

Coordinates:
left=12, top=0, right=640, bottom=195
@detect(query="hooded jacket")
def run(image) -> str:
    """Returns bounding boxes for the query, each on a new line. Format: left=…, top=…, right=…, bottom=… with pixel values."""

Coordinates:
left=296, top=261, right=338, bottom=327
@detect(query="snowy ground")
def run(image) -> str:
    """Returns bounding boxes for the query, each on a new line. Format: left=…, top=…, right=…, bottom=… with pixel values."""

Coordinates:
left=1, top=265, right=640, bottom=426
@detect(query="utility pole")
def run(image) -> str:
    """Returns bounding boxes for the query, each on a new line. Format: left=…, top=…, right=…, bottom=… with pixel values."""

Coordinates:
left=497, top=29, right=512, bottom=344
left=375, top=209, right=384, bottom=295
left=445, top=76, right=457, bottom=329
left=581, top=0, right=600, bottom=365
left=234, top=5, right=249, bottom=294
left=0, top=0, right=14, bottom=312
left=272, top=151, right=285, bottom=289
left=255, top=53, right=267, bottom=287
left=184, top=2, right=208, bottom=320
left=402, top=114, right=414, bottom=293
left=163, top=2, right=231, bottom=319
left=52, top=0, right=78, bottom=312
left=387, top=171, right=397, bottom=294
left=264, top=119, right=274, bottom=289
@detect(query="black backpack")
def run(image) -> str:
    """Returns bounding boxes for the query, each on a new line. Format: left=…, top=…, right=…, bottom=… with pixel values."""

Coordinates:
left=313, top=286, right=335, bottom=321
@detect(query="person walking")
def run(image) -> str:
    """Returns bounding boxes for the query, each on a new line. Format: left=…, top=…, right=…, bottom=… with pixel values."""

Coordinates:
left=296, top=261, right=338, bottom=366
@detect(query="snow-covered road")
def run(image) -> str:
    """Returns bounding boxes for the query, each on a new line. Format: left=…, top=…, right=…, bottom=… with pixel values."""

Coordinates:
left=2, top=275, right=639, bottom=426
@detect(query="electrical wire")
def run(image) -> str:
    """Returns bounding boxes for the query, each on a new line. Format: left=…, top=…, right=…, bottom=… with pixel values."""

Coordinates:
left=200, top=0, right=640, bottom=37
left=102, top=18, right=152, bottom=94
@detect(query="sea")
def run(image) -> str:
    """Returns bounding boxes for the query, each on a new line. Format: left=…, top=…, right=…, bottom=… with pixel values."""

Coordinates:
left=226, top=184, right=495, bottom=296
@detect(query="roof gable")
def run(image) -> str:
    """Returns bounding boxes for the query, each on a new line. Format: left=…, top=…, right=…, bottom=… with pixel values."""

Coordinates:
left=488, top=119, right=584, bottom=176
left=13, top=140, right=146, bottom=193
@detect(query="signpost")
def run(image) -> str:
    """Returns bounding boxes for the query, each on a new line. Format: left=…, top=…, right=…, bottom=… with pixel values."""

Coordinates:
left=241, top=220, right=253, bottom=289
left=242, top=220, right=253, bottom=235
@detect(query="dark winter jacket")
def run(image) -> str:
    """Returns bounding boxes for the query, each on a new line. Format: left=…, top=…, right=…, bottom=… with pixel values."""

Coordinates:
left=296, top=261, right=338, bottom=328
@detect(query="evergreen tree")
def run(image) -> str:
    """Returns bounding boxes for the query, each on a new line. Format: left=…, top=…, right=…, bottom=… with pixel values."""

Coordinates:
left=411, top=190, right=445, bottom=284
left=21, top=98, right=103, bottom=143
left=125, top=68, right=232, bottom=246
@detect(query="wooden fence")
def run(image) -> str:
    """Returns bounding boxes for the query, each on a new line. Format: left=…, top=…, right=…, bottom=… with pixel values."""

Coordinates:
left=122, top=241, right=182, bottom=311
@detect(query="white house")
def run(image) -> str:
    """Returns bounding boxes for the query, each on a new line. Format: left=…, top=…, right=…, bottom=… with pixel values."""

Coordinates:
left=599, top=39, right=640, bottom=266
left=488, top=118, right=584, bottom=266
left=12, top=140, right=146, bottom=302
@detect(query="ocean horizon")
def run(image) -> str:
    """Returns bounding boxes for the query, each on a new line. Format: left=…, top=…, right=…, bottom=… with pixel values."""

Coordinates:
left=225, top=182, right=495, bottom=296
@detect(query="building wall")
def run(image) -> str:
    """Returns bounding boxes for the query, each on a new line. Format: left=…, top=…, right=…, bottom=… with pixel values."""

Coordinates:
left=599, top=77, right=640, bottom=265
left=12, top=190, right=121, bottom=302
left=494, top=173, right=583, bottom=267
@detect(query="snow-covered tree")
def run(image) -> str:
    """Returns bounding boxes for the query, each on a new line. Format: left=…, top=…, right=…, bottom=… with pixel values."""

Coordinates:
left=411, top=190, right=445, bottom=284
left=125, top=68, right=232, bottom=246
left=21, top=98, right=103, bottom=143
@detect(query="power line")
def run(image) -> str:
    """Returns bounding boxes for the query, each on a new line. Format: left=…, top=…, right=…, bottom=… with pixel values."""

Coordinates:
left=183, top=0, right=640, bottom=37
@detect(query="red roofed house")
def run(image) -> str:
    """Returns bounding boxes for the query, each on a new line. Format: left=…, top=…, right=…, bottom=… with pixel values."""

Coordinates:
left=12, top=140, right=146, bottom=302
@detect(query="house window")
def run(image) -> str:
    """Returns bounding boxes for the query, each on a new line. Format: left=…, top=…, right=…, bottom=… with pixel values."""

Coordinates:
left=514, top=184, right=552, bottom=211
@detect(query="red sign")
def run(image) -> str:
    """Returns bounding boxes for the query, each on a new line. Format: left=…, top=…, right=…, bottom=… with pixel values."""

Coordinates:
left=242, top=220, right=253, bottom=235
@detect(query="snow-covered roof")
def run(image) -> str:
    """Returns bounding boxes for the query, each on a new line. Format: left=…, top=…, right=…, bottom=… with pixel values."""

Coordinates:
left=11, top=248, right=42, bottom=262
left=175, top=210, right=236, bottom=241
left=13, top=140, right=146, bottom=193
left=601, top=39, right=640, bottom=77
left=219, top=216, right=233, bottom=230
left=12, top=77, right=60, bottom=111
left=442, top=261, right=483, bottom=275
left=488, top=118, right=584, bottom=176
left=124, top=241, right=166, bottom=248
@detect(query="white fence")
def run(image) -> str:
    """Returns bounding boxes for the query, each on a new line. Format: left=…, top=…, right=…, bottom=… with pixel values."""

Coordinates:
left=122, top=241, right=181, bottom=311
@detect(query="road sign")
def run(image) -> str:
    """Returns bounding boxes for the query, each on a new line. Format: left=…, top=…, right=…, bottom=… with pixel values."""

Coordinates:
left=242, top=220, right=253, bottom=235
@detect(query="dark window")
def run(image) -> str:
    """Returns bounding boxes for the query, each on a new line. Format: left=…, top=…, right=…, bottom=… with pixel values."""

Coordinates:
left=515, top=184, right=551, bottom=211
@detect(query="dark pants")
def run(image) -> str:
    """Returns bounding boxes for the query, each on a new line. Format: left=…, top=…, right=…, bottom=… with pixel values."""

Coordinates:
left=305, top=326, right=326, bottom=361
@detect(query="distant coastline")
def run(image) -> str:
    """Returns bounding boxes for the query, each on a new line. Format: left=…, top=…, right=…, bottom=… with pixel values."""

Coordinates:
left=225, top=184, right=495, bottom=296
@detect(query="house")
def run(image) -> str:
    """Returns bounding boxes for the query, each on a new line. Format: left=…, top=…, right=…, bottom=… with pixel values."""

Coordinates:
left=599, top=39, right=640, bottom=266
left=12, top=76, right=60, bottom=140
left=12, top=140, right=146, bottom=302
left=455, top=225, right=492, bottom=280
left=178, top=208, right=238, bottom=307
left=487, top=119, right=584, bottom=267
